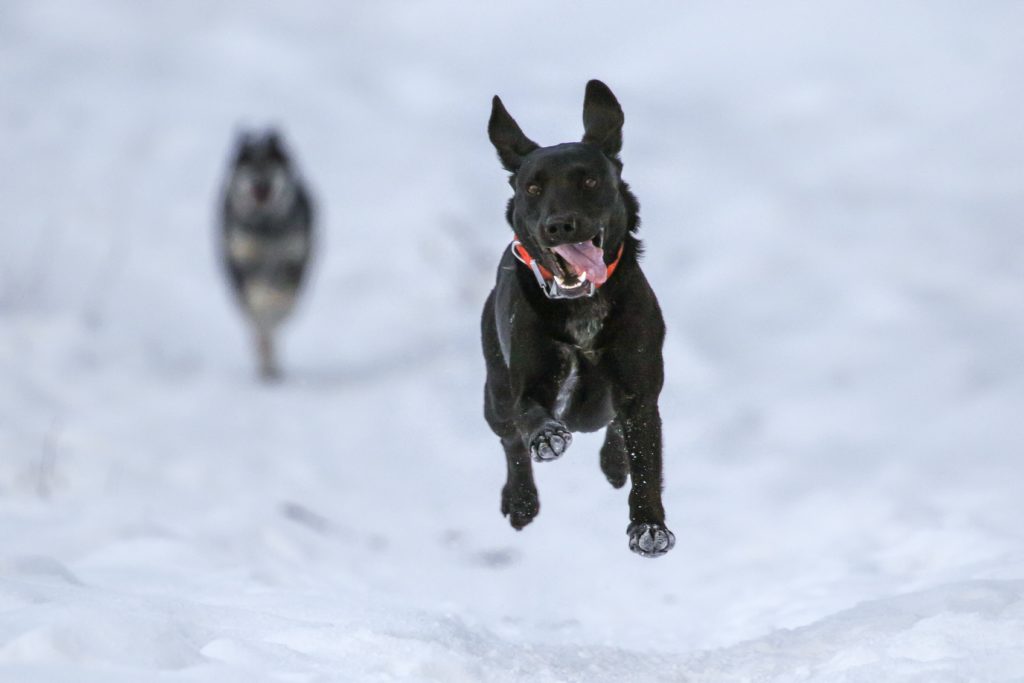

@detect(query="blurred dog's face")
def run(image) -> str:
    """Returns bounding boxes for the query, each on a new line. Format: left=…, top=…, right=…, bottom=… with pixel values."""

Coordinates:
left=228, top=132, right=296, bottom=216
left=488, top=81, right=629, bottom=294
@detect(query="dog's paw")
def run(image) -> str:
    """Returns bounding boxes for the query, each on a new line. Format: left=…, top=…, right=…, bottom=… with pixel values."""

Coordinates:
left=501, top=484, right=540, bottom=530
left=627, top=522, right=676, bottom=558
left=529, top=422, right=572, bottom=462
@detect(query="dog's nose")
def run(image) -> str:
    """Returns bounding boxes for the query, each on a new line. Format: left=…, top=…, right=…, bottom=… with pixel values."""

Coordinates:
left=544, top=216, right=578, bottom=240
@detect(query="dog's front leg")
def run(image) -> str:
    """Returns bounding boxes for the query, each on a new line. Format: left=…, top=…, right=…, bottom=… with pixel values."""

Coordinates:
left=618, top=397, right=674, bottom=557
left=517, top=400, right=573, bottom=463
left=509, top=341, right=573, bottom=463
left=608, top=321, right=675, bottom=557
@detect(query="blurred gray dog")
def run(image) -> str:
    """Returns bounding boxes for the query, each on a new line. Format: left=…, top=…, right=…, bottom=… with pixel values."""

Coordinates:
left=220, top=129, right=314, bottom=380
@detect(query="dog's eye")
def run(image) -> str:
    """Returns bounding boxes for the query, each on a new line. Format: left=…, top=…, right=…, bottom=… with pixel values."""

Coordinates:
left=526, top=184, right=542, bottom=196
left=583, top=177, right=599, bottom=189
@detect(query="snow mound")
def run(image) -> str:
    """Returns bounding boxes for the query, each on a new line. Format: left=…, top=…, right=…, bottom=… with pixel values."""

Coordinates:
left=688, top=581, right=1024, bottom=682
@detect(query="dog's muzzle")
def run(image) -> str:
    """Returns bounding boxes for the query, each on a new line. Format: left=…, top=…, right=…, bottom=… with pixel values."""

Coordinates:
left=511, top=240, right=597, bottom=300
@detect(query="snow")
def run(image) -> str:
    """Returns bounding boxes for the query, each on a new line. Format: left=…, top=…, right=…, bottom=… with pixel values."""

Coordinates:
left=2, top=1, right=1024, bottom=680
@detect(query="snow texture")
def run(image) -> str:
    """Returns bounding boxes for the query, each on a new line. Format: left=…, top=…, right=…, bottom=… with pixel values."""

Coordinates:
left=2, top=1, right=1023, bottom=681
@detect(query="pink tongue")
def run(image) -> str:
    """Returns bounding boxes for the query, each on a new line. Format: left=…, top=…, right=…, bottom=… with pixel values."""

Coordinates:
left=552, top=241, right=607, bottom=285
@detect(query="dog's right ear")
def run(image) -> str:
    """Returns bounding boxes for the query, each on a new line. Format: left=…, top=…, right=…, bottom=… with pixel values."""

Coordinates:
left=232, top=130, right=255, bottom=163
left=488, top=96, right=539, bottom=172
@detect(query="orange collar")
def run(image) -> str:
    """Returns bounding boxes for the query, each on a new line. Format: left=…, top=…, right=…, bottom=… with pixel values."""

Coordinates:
left=510, top=235, right=624, bottom=286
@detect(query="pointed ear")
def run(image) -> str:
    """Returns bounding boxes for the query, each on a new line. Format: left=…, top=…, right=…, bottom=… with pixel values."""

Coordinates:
left=233, top=130, right=255, bottom=163
left=234, top=128, right=254, bottom=147
left=488, top=95, right=539, bottom=172
left=581, top=79, right=624, bottom=158
left=264, top=129, right=288, bottom=163
left=233, top=124, right=253, bottom=145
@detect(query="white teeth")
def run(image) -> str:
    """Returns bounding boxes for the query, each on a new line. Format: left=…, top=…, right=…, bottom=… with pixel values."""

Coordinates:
left=554, top=272, right=588, bottom=289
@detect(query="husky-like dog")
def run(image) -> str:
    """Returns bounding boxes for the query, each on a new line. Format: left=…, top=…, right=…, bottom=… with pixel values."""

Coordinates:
left=220, top=130, right=314, bottom=380
left=481, top=80, right=673, bottom=557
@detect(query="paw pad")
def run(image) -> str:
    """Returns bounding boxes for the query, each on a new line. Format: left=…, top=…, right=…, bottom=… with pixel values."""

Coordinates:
left=530, top=423, right=573, bottom=462
left=627, top=523, right=676, bottom=558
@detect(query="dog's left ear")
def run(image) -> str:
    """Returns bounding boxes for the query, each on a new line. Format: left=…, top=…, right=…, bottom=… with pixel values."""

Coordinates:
left=581, top=79, right=624, bottom=158
left=264, top=129, right=290, bottom=164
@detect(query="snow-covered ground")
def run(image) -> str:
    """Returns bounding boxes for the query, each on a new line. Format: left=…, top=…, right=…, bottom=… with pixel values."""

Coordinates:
left=2, top=1, right=1023, bottom=680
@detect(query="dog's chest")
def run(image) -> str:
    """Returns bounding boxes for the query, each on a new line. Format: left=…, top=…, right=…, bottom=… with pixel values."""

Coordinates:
left=552, top=298, right=611, bottom=420
left=226, top=224, right=307, bottom=267
left=563, top=297, right=610, bottom=353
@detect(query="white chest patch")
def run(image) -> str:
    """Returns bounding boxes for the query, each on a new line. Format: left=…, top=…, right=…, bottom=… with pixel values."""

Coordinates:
left=553, top=351, right=580, bottom=420
left=553, top=299, right=609, bottom=418
left=227, top=231, right=261, bottom=263
left=566, top=297, right=610, bottom=349
left=227, top=229, right=307, bottom=266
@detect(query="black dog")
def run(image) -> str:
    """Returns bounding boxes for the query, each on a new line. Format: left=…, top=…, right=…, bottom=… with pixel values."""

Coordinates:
left=220, top=129, right=314, bottom=380
left=480, top=80, right=674, bottom=557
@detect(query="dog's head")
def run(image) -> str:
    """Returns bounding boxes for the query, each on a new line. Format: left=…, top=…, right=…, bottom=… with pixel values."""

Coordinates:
left=226, top=129, right=298, bottom=217
left=488, top=80, right=637, bottom=294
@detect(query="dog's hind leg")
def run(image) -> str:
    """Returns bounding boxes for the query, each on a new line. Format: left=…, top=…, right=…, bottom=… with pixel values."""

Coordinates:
left=255, top=329, right=280, bottom=381
left=599, top=419, right=629, bottom=489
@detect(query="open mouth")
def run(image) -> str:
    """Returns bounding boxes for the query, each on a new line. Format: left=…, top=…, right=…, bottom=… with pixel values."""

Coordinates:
left=543, top=230, right=607, bottom=290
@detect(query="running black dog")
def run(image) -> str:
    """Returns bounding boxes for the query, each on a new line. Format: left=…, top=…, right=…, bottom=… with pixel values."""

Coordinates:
left=480, top=80, right=674, bottom=557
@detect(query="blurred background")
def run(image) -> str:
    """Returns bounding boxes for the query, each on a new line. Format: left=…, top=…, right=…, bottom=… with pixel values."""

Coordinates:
left=1, top=1, right=1023, bottom=680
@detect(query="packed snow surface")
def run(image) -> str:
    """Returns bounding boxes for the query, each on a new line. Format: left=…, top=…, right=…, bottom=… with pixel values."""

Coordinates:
left=2, top=2, right=1023, bottom=681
